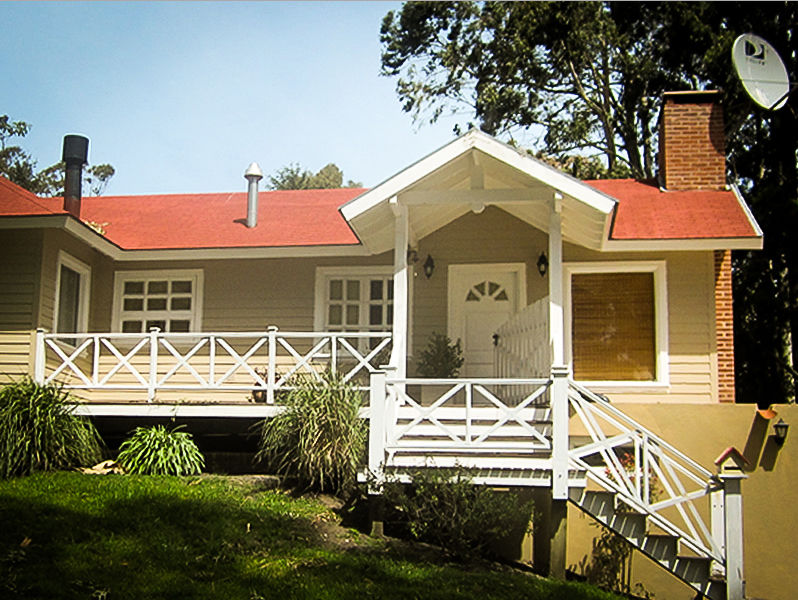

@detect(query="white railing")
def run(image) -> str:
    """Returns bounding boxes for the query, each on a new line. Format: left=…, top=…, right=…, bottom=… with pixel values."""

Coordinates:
left=368, top=375, right=553, bottom=478
left=494, top=296, right=550, bottom=379
left=568, top=381, right=725, bottom=565
left=34, top=327, right=392, bottom=404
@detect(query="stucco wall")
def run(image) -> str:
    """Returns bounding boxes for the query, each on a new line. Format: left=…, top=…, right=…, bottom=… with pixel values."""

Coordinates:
left=564, top=403, right=798, bottom=600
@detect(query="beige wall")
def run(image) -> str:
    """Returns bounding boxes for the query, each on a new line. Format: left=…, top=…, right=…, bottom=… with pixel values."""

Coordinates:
left=565, top=403, right=798, bottom=600
left=0, top=229, right=42, bottom=378
left=5, top=212, right=723, bottom=405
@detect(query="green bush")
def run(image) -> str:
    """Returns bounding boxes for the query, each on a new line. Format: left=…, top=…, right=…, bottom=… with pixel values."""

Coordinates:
left=255, top=371, right=366, bottom=495
left=117, top=425, right=205, bottom=475
left=0, top=378, right=102, bottom=478
left=416, top=332, right=464, bottom=378
left=383, top=467, right=534, bottom=560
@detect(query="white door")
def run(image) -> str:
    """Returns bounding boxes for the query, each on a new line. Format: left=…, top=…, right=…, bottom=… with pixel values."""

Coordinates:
left=448, top=264, right=525, bottom=377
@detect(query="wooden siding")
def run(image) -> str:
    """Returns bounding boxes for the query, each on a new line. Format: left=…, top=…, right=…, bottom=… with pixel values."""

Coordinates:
left=565, top=246, right=717, bottom=403
left=0, top=230, right=42, bottom=378
left=412, top=207, right=549, bottom=366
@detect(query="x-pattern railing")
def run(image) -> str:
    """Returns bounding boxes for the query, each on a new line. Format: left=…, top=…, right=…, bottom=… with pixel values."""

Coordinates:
left=568, top=381, right=724, bottom=563
left=386, top=378, right=553, bottom=453
left=36, top=328, right=392, bottom=403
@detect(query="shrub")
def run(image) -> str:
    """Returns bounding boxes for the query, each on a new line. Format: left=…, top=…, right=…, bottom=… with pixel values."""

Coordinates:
left=255, top=370, right=366, bottom=495
left=416, top=332, right=464, bottom=378
left=117, top=425, right=205, bottom=475
left=0, top=378, right=103, bottom=478
left=382, top=467, right=534, bottom=560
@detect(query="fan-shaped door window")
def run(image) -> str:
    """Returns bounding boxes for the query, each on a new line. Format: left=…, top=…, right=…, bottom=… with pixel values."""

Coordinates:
left=465, top=281, right=510, bottom=302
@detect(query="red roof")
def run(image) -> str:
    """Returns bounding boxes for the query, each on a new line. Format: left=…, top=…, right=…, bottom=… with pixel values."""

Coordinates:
left=0, top=174, right=759, bottom=249
left=0, top=177, right=62, bottom=215
left=587, top=179, right=759, bottom=240
left=78, top=189, right=364, bottom=249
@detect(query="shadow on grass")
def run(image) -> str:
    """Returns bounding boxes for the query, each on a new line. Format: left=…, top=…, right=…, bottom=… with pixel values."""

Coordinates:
left=0, top=473, right=621, bottom=600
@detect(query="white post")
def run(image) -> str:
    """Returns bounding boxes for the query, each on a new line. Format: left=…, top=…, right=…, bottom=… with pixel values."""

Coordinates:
left=368, top=370, right=388, bottom=491
left=548, top=193, right=564, bottom=367
left=33, top=328, right=46, bottom=384
left=148, top=327, right=160, bottom=402
left=550, top=365, right=570, bottom=500
left=391, top=198, right=409, bottom=380
left=710, top=484, right=726, bottom=579
left=720, top=474, right=745, bottom=600
left=267, top=326, right=278, bottom=404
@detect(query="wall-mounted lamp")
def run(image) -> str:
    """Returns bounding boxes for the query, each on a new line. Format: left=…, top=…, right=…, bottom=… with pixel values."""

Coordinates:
left=774, top=418, right=790, bottom=445
left=407, top=248, right=419, bottom=264
left=423, top=254, right=435, bottom=279
left=537, top=252, right=548, bottom=277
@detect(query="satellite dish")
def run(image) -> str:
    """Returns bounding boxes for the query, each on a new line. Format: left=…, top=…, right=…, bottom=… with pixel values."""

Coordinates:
left=732, top=33, right=791, bottom=110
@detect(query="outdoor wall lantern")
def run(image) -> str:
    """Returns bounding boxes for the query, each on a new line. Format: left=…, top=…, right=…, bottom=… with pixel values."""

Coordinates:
left=423, top=254, right=435, bottom=279
left=537, top=252, right=549, bottom=277
left=774, top=418, right=790, bottom=445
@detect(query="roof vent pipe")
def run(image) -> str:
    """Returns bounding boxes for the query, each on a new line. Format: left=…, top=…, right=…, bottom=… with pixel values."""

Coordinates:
left=62, top=134, right=89, bottom=218
left=244, top=162, right=263, bottom=228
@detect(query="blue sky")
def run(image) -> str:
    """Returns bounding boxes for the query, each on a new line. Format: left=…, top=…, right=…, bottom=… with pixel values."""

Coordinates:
left=0, top=1, right=461, bottom=195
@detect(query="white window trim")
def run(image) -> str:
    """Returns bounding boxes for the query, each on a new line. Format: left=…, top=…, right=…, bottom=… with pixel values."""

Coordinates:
left=112, top=269, right=204, bottom=332
left=53, top=251, right=91, bottom=334
left=564, top=260, right=669, bottom=389
left=314, top=265, right=408, bottom=341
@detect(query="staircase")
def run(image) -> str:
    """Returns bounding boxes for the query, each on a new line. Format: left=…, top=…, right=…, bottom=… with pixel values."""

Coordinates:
left=569, top=488, right=726, bottom=599
left=367, top=374, right=743, bottom=600
left=567, top=382, right=741, bottom=600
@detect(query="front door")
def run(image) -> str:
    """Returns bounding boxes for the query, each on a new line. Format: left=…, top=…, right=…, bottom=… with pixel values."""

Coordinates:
left=448, top=264, right=525, bottom=377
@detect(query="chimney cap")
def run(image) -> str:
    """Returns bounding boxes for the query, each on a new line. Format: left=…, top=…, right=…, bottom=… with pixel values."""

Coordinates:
left=62, top=134, right=89, bottom=165
left=662, top=90, right=721, bottom=103
left=244, top=162, right=263, bottom=181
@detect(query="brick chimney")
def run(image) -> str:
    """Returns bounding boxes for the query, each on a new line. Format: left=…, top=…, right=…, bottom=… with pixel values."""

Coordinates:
left=658, top=90, right=726, bottom=190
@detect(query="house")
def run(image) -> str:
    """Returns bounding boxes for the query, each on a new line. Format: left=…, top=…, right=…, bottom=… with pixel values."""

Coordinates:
left=0, top=90, right=780, bottom=600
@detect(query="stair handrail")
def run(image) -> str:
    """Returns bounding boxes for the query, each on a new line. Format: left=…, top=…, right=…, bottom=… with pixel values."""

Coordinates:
left=568, top=380, right=724, bottom=563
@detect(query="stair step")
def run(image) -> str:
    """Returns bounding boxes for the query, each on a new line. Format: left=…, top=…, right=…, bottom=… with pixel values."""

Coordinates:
left=673, top=555, right=712, bottom=585
left=641, top=534, right=679, bottom=565
left=609, top=511, right=647, bottom=544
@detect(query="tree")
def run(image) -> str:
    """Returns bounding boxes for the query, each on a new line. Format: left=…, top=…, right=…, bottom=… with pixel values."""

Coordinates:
left=0, top=114, right=115, bottom=196
left=267, top=162, right=361, bottom=190
left=381, top=2, right=798, bottom=404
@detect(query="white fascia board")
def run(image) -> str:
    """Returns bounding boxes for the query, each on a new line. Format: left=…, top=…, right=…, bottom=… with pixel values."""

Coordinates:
left=602, top=237, right=764, bottom=252
left=470, top=134, right=617, bottom=215
left=0, top=214, right=369, bottom=261
left=730, top=183, right=765, bottom=239
left=340, top=133, right=476, bottom=221
left=340, top=129, right=618, bottom=221
left=70, top=403, right=285, bottom=418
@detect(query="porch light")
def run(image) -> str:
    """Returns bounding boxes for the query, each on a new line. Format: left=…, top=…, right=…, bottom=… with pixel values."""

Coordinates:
left=537, top=252, right=548, bottom=277
left=774, top=418, right=789, bottom=444
left=423, top=254, right=435, bottom=279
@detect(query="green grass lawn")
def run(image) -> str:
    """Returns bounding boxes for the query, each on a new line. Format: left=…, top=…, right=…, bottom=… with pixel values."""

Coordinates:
left=0, top=472, right=623, bottom=600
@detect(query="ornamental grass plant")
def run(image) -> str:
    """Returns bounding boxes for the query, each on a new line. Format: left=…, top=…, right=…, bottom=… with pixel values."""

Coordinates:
left=117, top=425, right=205, bottom=476
left=255, top=370, right=366, bottom=495
left=0, top=378, right=103, bottom=479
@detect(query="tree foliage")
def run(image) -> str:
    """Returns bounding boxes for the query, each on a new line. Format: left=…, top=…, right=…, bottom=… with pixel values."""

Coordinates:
left=381, top=2, right=798, bottom=403
left=0, top=114, right=115, bottom=196
left=267, top=162, right=361, bottom=190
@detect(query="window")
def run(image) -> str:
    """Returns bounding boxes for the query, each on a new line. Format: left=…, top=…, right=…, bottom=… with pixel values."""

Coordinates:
left=565, top=262, right=668, bottom=385
left=316, top=268, right=394, bottom=332
left=54, top=252, right=91, bottom=334
left=113, top=270, right=203, bottom=333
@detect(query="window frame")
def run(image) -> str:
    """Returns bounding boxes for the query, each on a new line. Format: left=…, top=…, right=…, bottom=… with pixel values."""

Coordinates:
left=53, top=251, right=91, bottom=334
left=314, top=265, right=405, bottom=335
left=564, top=261, right=669, bottom=388
left=112, top=269, right=204, bottom=333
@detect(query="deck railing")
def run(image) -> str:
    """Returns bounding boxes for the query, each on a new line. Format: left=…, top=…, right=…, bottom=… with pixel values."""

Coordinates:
left=494, top=296, right=550, bottom=379
left=34, top=328, right=392, bottom=403
left=568, top=381, right=727, bottom=568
